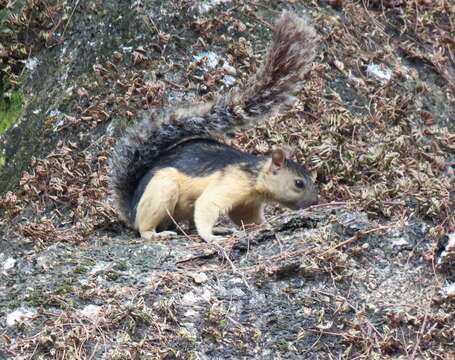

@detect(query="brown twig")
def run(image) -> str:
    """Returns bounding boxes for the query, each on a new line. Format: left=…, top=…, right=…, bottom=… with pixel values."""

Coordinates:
left=61, top=0, right=80, bottom=39
left=410, top=287, right=436, bottom=360
left=319, top=225, right=392, bottom=257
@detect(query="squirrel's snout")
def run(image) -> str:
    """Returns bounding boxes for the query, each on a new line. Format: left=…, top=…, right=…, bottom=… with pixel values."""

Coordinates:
left=309, top=194, right=319, bottom=207
left=296, top=190, right=318, bottom=209
left=285, top=192, right=318, bottom=211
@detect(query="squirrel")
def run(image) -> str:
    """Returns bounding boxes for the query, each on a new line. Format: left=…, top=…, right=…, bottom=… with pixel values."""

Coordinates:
left=109, top=11, right=319, bottom=242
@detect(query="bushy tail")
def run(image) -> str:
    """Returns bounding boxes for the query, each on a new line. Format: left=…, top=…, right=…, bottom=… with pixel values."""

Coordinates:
left=109, top=11, right=319, bottom=225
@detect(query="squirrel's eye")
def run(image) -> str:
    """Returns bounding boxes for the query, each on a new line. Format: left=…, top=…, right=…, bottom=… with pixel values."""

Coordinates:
left=294, top=179, right=305, bottom=189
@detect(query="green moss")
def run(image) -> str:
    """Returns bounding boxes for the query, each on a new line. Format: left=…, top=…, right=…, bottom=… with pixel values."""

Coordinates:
left=114, top=260, right=128, bottom=271
left=7, top=299, right=21, bottom=309
left=0, top=91, right=23, bottom=134
left=54, top=278, right=76, bottom=295
left=28, top=291, right=48, bottom=306
left=73, top=266, right=88, bottom=274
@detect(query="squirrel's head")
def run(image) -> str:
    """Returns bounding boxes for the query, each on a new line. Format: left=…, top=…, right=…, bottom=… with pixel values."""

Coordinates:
left=258, top=148, right=318, bottom=209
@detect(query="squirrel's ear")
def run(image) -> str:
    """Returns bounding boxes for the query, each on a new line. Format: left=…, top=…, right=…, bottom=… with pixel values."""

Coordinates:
left=271, top=148, right=287, bottom=169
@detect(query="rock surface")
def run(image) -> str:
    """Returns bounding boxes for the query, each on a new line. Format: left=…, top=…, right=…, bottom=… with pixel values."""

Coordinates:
left=1, top=208, right=453, bottom=358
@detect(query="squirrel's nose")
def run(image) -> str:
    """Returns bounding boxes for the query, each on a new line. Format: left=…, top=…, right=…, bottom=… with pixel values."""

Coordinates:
left=309, top=183, right=319, bottom=206
left=310, top=192, right=318, bottom=206
left=296, top=189, right=318, bottom=209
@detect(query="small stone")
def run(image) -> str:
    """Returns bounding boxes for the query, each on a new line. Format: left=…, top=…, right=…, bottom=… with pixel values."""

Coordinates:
left=2, top=257, right=16, bottom=274
left=78, top=304, right=101, bottom=319
left=333, top=59, right=344, bottom=71
left=113, top=51, right=123, bottom=62
left=392, top=237, right=408, bottom=247
left=222, top=63, right=236, bottom=76
left=190, top=272, right=208, bottom=284
left=77, top=87, right=89, bottom=98
left=442, top=283, right=455, bottom=299
left=184, top=309, right=198, bottom=317
left=6, top=307, right=37, bottom=327
left=366, top=63, right=392, bottom=82
left=181, top=291, right=197, bottom=306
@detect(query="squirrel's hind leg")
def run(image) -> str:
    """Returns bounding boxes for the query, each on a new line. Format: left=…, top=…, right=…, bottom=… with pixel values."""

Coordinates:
left=135, top=174, right=179, bottom=240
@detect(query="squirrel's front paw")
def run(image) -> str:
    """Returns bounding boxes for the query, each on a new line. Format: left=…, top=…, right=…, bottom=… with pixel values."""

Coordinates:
left=212, top=226, right=235, bottom=236
left=141, top=230, right=177, bottom=241
left=200, top=234, right=226, bottom=243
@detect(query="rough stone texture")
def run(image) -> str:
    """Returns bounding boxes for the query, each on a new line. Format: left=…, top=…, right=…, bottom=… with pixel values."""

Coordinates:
left=1, top=209, right=452, bottom=358
left=1, top=0, right=152, bottom=192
